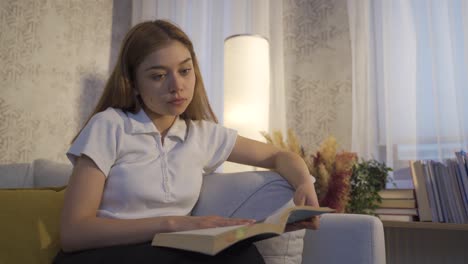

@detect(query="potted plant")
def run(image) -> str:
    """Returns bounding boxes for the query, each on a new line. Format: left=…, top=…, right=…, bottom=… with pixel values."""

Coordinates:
left=261, top=131, right=393, bottom=215
left=346, top=159, right=393, bottom=215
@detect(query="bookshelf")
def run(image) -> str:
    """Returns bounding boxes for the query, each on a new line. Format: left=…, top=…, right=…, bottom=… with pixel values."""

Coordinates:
left=382, top=221, right=468, bottom=264
left=378, top=151, right=468, bottom=263
left=383, top=220, right=468, bottom=231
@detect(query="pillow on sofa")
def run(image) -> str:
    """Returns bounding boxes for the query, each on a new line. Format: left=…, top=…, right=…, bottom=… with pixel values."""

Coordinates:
left=254, top=230, right=306, bottom=264
left=0, top=186, right=66, bottom=264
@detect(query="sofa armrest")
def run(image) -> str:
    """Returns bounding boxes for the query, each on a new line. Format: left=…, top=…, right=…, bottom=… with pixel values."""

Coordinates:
left=302, top=213, right=386, bottom=264
left=192, top=171, right=305, bottom=264
left=0, top=163, right=33, bottom=188
left=32, top=159, right=72, bottom=188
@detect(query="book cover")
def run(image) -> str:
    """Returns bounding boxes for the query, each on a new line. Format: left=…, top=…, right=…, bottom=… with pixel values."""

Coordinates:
left=432, top=161, right=452, bottom=222
left=152, top=200, right=334, bottom=255
left=375, top=208, right=418, bottom=216
left=455, top=151, right=468, bottom=216
left=378, top=214, right=414, bottom=222
left=446, top=159, right=468, bottom=223
left=376, top=199, right=416, bottom=209
left=423, top=161, right=440, bottom=222
left=378, top=189, right=414, bottom=200
left=410, top=161, right=432, bottom=221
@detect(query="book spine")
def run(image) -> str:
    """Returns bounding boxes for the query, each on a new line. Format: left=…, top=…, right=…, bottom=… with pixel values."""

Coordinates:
left=447, top=160, right=467, bottom=223
left=455, top=151, right=468, bottom=217
left=427, top=161, right=445, bottom=222
left=410, top=161, right=432, bottom=222
left=454, top=164, right=468, bottom=222
left=422, top=161, right=439, bottom=222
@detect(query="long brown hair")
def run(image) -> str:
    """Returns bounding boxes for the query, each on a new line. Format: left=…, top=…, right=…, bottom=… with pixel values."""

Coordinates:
left=72, top=20, right=217, bottom=143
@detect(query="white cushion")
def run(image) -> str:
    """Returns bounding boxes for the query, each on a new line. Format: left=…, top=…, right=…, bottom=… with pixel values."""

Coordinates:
left=255, top=230, right=305, bottom=264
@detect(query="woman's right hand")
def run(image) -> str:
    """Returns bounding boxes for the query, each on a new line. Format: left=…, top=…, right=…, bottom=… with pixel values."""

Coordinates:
left=166, top=215, right=256, bottom=232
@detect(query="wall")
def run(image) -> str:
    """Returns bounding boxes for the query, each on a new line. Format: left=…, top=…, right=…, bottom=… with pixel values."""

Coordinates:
left=0, top=0, right=130, bottom=164
left=283, top=0, right=352, bottom=153
left=0, top=0, right=352, bottom=164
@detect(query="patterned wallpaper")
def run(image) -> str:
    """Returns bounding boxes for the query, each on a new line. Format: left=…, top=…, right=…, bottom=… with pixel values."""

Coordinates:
left=0, top=0, right=130, bottom=164
left=283, top=0, right=352, bottom=153
left=0, top=0, right=351, bottom=164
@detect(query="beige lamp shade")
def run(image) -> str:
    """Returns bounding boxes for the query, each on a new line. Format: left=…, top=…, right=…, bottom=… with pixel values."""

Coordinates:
left=223, top=34, right=270, bottom=172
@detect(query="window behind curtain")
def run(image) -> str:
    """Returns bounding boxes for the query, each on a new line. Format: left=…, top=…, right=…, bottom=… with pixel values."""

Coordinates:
left=349, top=0, right=468, bottom=186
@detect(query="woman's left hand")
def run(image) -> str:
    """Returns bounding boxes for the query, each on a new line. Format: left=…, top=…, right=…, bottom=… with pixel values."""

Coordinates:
left=286, top=181, right=320, bottom=231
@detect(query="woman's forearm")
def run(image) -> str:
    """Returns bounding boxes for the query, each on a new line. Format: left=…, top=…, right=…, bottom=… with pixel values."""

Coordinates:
left=60, top=214, right=254, bottom=252
left=273, top=151, right=314, bottom=189
left=60, top=215, right=176, bottom=252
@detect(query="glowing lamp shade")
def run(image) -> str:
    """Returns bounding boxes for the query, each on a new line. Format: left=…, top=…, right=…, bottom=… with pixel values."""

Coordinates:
left=223, top=35, right=270, bottom=172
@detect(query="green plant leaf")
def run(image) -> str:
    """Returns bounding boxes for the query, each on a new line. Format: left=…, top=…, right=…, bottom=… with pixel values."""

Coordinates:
left=346, top=158, right=393, bottom=215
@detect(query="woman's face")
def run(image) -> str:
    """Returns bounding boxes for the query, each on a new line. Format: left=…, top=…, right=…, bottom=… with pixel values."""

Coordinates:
left=135, top=40, right=195, bottom=120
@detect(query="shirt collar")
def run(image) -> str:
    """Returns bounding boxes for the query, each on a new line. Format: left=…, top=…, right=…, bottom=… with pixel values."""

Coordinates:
left=127, top=109, right=187, bottom=142
left=166, top=116, right=187, bottom=142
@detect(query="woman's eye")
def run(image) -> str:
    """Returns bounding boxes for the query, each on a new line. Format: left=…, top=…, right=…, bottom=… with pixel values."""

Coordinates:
left=151, top=74, right=166, bottom=81
left=180, top=68, right=192, bottom=76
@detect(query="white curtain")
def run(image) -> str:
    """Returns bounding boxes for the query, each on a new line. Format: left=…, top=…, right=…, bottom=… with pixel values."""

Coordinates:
left=348, top=0, right=468, bottom=172
left=131, top=0, right=287, bottom=135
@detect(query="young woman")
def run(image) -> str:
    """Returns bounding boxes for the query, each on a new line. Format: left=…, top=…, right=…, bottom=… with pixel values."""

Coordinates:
left=54, top=20, right=319, bottom=264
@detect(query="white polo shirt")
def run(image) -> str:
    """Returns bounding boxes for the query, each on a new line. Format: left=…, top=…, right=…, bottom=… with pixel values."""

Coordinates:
left=67, top=107, right=237, bottom=219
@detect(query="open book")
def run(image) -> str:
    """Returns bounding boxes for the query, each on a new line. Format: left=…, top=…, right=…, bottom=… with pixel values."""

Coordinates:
left=152, top=200, right=334, bottom=255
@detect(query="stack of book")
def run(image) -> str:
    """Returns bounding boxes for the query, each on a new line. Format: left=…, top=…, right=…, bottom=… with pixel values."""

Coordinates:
left=409, top=151, right=468, bottom=223
left=375, top=189, right=418, bottom=222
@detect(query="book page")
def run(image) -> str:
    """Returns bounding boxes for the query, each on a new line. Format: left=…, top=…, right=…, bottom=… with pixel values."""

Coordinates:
left=162, top=224, right=246, bottom=236
left=263, top=199, right=334, bottom=225
left=285, top=209, right=323, bottom=223
left=264, top=199, right=296, bottom=225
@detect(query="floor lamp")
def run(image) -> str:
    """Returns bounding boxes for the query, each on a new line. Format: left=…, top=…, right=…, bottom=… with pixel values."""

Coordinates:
left=223, top=34, right=270, bottom=172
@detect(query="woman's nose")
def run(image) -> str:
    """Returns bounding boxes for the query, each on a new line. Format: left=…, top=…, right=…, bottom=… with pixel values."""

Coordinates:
left=169, top=74, right=183, bottom=93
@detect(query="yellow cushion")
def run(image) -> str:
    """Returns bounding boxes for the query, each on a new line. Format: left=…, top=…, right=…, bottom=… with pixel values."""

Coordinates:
left=0, top=186, right=66, bottom=264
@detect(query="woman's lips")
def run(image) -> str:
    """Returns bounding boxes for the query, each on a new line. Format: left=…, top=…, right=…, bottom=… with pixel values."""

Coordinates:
left=168, top=98, right=186, bottom=106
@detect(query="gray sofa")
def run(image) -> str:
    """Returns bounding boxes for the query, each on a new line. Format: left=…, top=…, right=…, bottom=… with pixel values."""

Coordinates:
left=0, top=159, right=386, bottom=264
